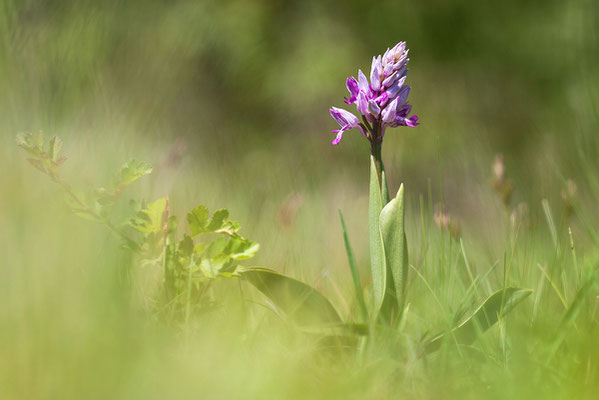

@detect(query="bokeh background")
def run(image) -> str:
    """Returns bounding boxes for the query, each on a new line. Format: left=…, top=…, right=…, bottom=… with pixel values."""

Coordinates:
left=2, top=0, right=599, bottom=398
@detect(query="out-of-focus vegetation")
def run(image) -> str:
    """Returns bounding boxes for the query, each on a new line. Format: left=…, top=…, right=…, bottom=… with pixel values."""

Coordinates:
left=2, top=0, right=599, bottom=399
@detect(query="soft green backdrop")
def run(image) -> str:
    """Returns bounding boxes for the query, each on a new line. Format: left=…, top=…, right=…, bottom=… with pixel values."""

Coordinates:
left=2, top=1, right=599, bottom=399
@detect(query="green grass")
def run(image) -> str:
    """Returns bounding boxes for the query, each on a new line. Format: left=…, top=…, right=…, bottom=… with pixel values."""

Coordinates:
left=2, top=128, right=599, bottom=399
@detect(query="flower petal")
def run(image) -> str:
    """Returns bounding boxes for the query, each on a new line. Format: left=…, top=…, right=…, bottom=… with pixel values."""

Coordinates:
left=344, top=77, right=359, bottom=104
left=370, top=56, right=382, bottom=91
left=330, top=106, right=359, bottom=127
left=356, top=91, right=370, bottom=116
left=368, top=99, right=381, bottom=116
left=406, top=115, right=419, bottom=127
left=396, top=85, right=411, bottom=105
left=358, top=70, right=370, bottom=94
left=386, top=75, right=407, bottom=99
left=381, top=97, right=399, bottom=124
left=331, top=129, right=345, bottom=145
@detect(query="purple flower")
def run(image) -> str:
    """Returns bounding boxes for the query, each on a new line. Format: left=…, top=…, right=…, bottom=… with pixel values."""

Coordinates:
left=344, top=77, right=359, bottom=104
left=329, top=107, right=365, bottom=145
left=329, top=41, right=419, bottom=145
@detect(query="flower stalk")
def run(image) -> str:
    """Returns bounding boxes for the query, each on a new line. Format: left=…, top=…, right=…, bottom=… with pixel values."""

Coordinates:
left=330, top=41, right=419, bottom=324
left=369, top=125, right=385, bottom=193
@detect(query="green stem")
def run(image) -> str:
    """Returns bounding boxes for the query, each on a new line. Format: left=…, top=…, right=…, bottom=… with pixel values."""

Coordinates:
left=369, top=124, right=390, bottom=204
left=58, top=178, right=136, bottom=246
left=371, top=141, right=384, bottom=190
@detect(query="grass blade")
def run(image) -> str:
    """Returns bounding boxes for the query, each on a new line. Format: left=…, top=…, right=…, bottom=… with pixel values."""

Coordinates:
left=338, top=210, right=368, bottom=321
left=542, top=199, right=561, bottom=257
left=424, top=287, right=532, bottom=354
left=547, top=271, right=597, bottom=361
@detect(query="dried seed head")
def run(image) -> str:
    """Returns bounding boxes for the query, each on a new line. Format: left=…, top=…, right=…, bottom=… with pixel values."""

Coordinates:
left=493, top=154, right=505, bottom=183
left=491, top=153, right=513, bottom=207
left=434, top=204, right=461, bottom=239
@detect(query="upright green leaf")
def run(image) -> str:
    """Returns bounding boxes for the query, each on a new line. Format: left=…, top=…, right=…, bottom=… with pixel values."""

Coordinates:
left=379, top=184, right=408, bottom=321
left=381, top=169, right=391, bottom=205
left=369, top=157, right=386, bottom=318
left=241, top=267, right=342, bottom=327
left=424, top=287, right=532, bottom=354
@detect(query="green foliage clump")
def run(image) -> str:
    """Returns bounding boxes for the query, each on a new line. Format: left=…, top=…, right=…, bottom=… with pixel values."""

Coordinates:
left=17, top=133, right=259, bottom=320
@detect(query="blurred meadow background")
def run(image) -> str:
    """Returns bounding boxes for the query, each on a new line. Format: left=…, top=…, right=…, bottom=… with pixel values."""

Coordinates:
left=2, top=0, right=599, bottom=398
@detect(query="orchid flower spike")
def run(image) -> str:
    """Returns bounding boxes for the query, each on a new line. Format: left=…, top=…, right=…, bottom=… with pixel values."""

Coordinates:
left=329, top=41, right=419, bottom=146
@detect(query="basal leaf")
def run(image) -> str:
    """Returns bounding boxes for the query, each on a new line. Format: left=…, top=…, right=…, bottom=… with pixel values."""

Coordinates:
left=369, top=156, right=386, bottom=318
left=241, top=267, right=342, bottom=327
left=381, top=169, right=391, bottom=205
left=424, top=287, right=532, bottom=354
left=379, top=184, right=408, bottom=323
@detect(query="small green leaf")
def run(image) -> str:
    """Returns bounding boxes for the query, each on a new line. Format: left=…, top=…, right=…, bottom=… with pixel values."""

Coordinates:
left=241, top=267, right=342, bottom=327
left=369, top=157, right=386, bottom=318
left=179, top=234, right=194, bottom=257
left=225, top=237, right=260, bottom=260
left=379, top=184, right=408, bottom=323
left=16, top=133, right=44, bottom=157
left=205, top=236, right=228, bottom=258
left=94, top=187, right=116, bottom=206
left=116, top=159, right=153, bottom=187
left=187, top=205, right=210, bottom=236
left=187, top=206, right=239, bottom=236
left=15, top=133, right=29, bottom=150
left=64, top=189, right=90, bottom=213
left=206, top=209, right=229, bottom=231
left=129, top=197, right=167, bottom=233
left=424, top=287, right=532, bottom=354
left=92, top=160, right=152, bottom=205
left=26, top=158, right=47, bottom=173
